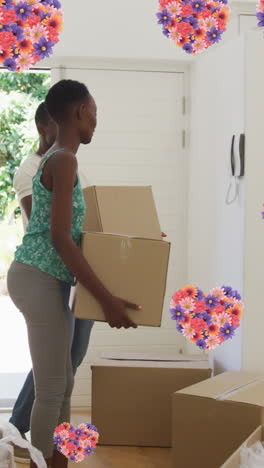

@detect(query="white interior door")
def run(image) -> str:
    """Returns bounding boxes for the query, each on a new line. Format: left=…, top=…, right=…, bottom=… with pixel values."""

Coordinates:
left=54, top=63, right=188, bottom=407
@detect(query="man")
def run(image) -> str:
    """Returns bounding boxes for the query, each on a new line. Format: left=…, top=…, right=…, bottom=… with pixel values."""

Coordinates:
left=11, top=102, right=94, bottom=462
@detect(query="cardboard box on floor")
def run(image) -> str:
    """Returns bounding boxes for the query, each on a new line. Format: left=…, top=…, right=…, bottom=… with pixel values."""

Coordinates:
left=221, top=424, right=264, bottom=467
left=74, top=232, right=170, bottom=327
left=82, top=186, right=162, bottom=240
left=172, top=371, right=264, bottom=468
left=91, top=353, right=212, bottom=447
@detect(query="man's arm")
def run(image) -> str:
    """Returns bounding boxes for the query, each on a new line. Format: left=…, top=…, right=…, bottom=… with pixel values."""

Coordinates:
left=21, top=195, right=32, bottom=221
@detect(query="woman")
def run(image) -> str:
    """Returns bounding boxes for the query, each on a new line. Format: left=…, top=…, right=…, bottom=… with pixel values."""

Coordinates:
left=7, top=79, right=140, bottom=468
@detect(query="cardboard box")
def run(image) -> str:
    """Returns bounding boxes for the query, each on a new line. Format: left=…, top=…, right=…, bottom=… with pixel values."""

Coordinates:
left=82, top=186, right=162, bottom=240
left=221, top=425, right=264, bottom=467
left=91, top=353, right=212, bottom=447
left=74, top=232, right=170, bottom=327
left=172, top=371, right=264, bottom=468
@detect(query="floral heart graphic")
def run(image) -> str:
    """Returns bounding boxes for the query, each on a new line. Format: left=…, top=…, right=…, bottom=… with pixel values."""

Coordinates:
left=170, top=285, right=243, bottom=350
left=53, top=422, right=99, bottom=463
left=0, top=0, right=63, bottom=72
left=156, top=0, right=231, bottom=55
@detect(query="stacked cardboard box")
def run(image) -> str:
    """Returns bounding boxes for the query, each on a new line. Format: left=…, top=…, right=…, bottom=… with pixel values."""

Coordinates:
left=74, top=186, right=170, bottom=327
left=91, top=352, right=212, bottom=447
left=172, top=371, right=264, bottom=468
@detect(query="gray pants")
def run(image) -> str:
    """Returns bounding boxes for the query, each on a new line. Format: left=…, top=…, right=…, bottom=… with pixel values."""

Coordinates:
left=7, top=261, right=74, bottom=459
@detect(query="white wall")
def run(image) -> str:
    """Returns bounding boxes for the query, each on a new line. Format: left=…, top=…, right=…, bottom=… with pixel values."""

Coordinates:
left=187, top=37, right=245, bottom=372
left=48, top=0, right=255, bottom=63
left=242, top=32, right=264, bottom=373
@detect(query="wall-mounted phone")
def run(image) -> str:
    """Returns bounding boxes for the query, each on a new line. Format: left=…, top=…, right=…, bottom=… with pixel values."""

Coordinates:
left=230, top=133, right=245, bottom=178
left=226, top=134, right=245, bottom=205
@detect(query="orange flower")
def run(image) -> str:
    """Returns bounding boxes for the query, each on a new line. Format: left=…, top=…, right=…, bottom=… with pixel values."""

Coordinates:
left=43, top=13, right=63, bottom=32
left=182, top=285, right=198, bottom=299
left=18, top=38, right=33, bottom=54
left=0, top=47, right=11, bottom=63
left=194, top=28, right=206, bottom=40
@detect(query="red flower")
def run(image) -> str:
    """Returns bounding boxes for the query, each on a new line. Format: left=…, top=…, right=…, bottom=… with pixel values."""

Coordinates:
left=26, top=15, right=41, bottom=28
left=190, top=318, right=205, bottom=333
left=181, top=5, right=193, bottom=16
left=201, top=9, right=212, bottom=19
left=177, top=22, right=192, bottom=37
left=0, top=31, right=16, bottom=49
left=217, top=19, right=227, bottom=31
left=159, top=0, right=170, bottom=8
left=47, top=26, right=59, bottom=42
left=16, top=19, right=25, bottom=28
left=195, top=301, right=206, bottom=312
left=230, top=316, right=240, bottom=327
left=1, top=9, right=16, bottom=24
left=31, top=54, right=39, bottom=65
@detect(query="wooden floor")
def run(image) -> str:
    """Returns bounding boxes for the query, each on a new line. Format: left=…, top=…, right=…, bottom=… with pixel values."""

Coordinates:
left=1, top=410, right=172, bottom=468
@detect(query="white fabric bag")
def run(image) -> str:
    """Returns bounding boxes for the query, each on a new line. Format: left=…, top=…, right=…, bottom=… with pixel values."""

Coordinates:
left=0, top=422, right=46, bottom=468
left=240, top=441, right=264, bottom=468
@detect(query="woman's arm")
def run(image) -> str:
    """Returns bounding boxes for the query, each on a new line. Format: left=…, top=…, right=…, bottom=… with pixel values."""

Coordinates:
left=21, top=195, right=32, bottom=221
left=50, top=152, right=139, bottom=329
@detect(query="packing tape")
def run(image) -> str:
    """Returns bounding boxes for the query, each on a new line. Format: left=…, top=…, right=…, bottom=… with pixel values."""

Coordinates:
left=215, top=378, right=261, bottom=401
left=120, top=238, right=132, bottom=261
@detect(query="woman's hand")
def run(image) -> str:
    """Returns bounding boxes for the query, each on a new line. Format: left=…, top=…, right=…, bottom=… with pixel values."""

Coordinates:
left=102, top=296, right=141, bottom=329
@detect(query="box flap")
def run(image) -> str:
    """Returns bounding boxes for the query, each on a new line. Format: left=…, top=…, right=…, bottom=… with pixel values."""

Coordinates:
left=101, top=351, right=209, bottom=362
left=176, top=372, right=259, bottom=399
left=92, top=358, right=211, bottom=370
left=83, top=231, right=166, bottom=243
left=94, top=186, right=162, bottom=240
left=226, top=380, right=264, bottom=407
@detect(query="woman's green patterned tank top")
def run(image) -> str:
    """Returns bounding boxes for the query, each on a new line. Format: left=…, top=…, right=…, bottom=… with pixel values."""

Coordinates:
left=15, top=149, right=86, bottom=285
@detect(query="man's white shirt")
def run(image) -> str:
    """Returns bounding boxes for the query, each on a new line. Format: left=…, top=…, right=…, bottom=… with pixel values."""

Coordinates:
left=14, top=153, right=89, bottom=231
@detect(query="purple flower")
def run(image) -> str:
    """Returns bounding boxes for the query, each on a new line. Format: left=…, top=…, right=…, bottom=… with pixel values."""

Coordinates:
left=196, top=339, right=207, bottom=350
left=3, top=58, right=17, bottom=71
left=15, top=1, right=33, bottom=21
left=1, top=0, right=14, bottom=10
left=187, top=17, right=199, bottom=29
left=222, top=286, right=233, bottom=297
left=182, top=0, right=191, bottom=3
left=171, top=305, right=185, bottom=321
left=85, top=423, right=98, bottom=432
left=207, top=27, right=223, bottom=44
left=163, top=27, right=170, bottom=37
left=10, top=23, right=24, bottom=41
left=256, top=11, right=264, bottom=28
left=176, top=322, right=183, bottom=333
left=75, top=429, right=84, bottom=437
left=183, top=43, right=193, bottom=54
left=205, top=295, right=218, bottom=309
left=11, top=45, right=20, bottom=58
left=196, top=289, right=204, bottom=301
left=231, top=290, right=241, bottom=301
left=156, top=9, right=173, bottom=27
left=53, top=435, right=63, bottom=445
left=192, top=0, right=206, bottom=14
left=39, top=9, right=51, bottom=20
left=201, top=312, right=213, bottom=325
left=84, top=447, right=94, bottom=456
left=220, top=323, right=236, bottom=340
left=0, top=23, right=11, bottom=32
left=40, top=0, right=61, bottom=6
left=33, top=37, right=55, bottom=59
